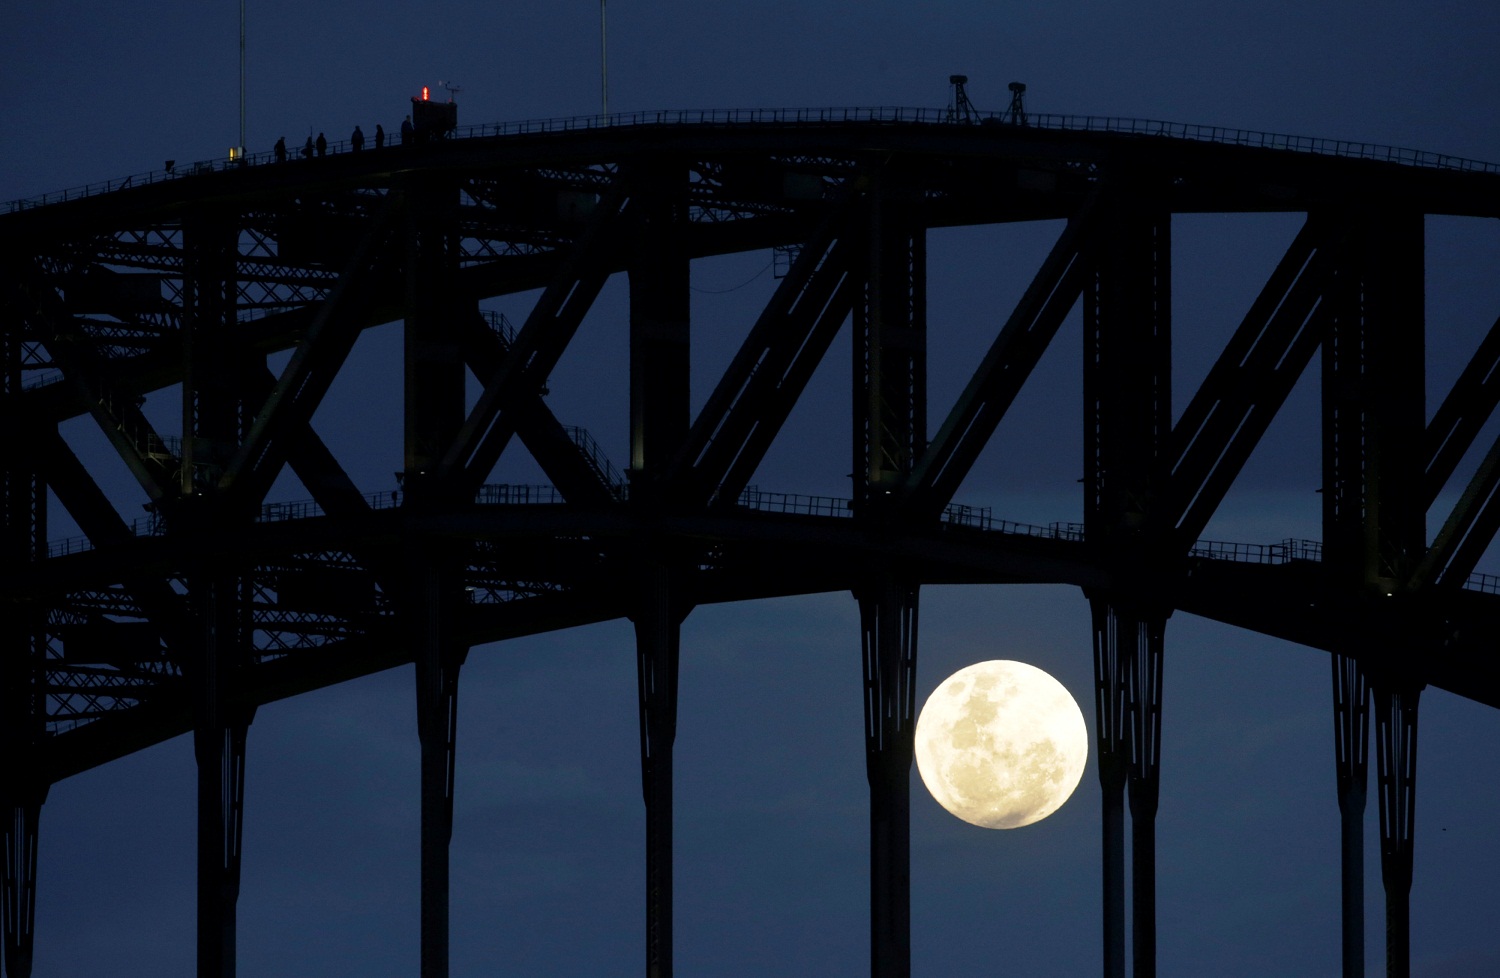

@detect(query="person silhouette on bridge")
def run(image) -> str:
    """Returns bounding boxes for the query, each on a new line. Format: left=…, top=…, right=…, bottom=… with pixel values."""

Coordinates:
left=301, top=136, right=313, bottom=159
left=315, top=132, right=327, bottom=157
left=401, top=115, right=413, bottom=146
left=375, top=123, right=385, bottom=149
left=352, top=125, right=365, bottom=152
left=274, top=136, right=286, bottom=163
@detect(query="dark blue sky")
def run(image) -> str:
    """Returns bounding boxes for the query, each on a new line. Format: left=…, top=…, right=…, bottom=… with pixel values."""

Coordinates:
left=5, top=3, right=1500, bottom=976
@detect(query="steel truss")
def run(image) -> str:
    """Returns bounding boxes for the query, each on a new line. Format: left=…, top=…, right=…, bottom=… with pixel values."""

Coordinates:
left=3, top=117, right=1500, bottom=978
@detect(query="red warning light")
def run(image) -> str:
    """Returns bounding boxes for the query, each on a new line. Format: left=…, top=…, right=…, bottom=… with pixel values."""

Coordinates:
left=421, top=86, right=430, bottom=101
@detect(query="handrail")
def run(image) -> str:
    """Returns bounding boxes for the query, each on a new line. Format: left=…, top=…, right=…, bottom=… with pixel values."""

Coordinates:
left=37, top=484, right=1500, bottom=596
left=7, top=106, right=1496, bottom=213
left=480, top=309, right=517, bottom=347
left=563, top=425, right=627, bottom=493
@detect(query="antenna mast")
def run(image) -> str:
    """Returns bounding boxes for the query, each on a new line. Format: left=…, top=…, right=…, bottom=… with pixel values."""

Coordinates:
left=600, top=0, right=609, bottom=116
left=948, top=74, right=979, bottom=123
left=237, top=0, right=246, bottom=159
left=1005, top=82, right=1029, bottom=126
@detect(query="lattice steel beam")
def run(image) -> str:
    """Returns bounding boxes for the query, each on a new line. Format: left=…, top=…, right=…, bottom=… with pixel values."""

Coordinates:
left=668, top=193, right=858, bottom=508
left=1169, top=215, right=1336, bottom=547
left=439, top=184, right=630, bottom=495
left=903, top=192, right=1100, bottom=519
left=220, top=200, right=399, bottom=513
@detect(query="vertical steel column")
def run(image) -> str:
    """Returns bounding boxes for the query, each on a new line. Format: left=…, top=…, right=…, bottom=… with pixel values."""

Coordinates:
left=1088, top=600, right=1128, bottom=978
left=1321, top=209, right=1425, bottom=978
left=403, top=177, right=467, bottom=978
left=2, top=323, right=47, bottom=978
left=190, top=572, right=251, bottom=978
left=853, top=163, right=926, bottom=508
left=1126, top=616, right=1165, bottom=975
left=1083, top=187, right=1171, bottom=978
left=181, top=215, right=253, bottom=978
left=0, top=799, right=42, bottom=978
left=626, top=159, right=690, bottom=487
left=1331, top=655, right=1369, bottom=978
left=853, top=163, right=924, bottom=978
left=1375, top=683, right=1419, bottom=978
left=857, top=577, right=918, bottom=978
left=181, top=215, right=242, bottom=497
left=1321, top=216, right=1368, bottom=978
left=1320, top=208, right=1427, bottom=581
left=193, top=701, right=248, bottom=978
left=404, top=180, right=465, bottom=486
left=411, top=559, right=462, bottom=978
left=625, top=159, right=691, bottom=978
left=633, top=561, right=682, bottom=978
left=1087, top=602, right=1164, bottom=978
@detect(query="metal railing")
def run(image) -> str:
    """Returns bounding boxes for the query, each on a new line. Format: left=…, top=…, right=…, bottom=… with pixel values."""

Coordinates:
left=735, top=486, right=850, bottom=517
left=563, top=426, right=627, bottom=493
left=480, top=309, right=517, bottom=347
left=1186, top=537, right=1323, bottom=564
left=9, top=106, right=1495, bottom=213
left=46, top=516, right=161, bottom=559
left=1462, top=571, right=1500, bottom=594
left=37, top=483, right=1500, bottom=596
left=473, top=484, right=567, bottom=506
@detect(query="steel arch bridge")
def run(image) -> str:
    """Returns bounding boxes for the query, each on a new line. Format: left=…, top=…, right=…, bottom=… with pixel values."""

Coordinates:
left=3, top=107, right=1499, bottom=978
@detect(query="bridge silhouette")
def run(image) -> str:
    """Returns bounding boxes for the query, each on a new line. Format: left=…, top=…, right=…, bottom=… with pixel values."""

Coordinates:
left=3, top=106, right=1498, bottom=978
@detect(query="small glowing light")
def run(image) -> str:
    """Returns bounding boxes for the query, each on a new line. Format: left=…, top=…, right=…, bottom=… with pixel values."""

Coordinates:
left=421, top=86, right=430, bottom=101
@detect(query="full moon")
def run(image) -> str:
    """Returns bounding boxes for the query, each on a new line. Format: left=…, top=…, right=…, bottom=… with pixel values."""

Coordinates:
left=914, top=660, right=1088, bottom=829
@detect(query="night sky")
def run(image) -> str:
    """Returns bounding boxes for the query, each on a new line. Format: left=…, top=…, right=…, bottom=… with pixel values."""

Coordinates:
left=5, top=3, right=1500, bottom=976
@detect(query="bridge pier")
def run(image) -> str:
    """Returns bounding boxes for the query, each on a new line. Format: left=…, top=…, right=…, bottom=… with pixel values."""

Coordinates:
left=1331, top=655, right=1369, bottom=978
left=193, top=722, right=248, bottom=978
left=2, top=385, right=46, bottom=978
left=190, top=577, right=251, bottom=978
left=411, top=555, right=464, bottom=978
left=1, top=795, right=42, bottom=978
left=632, top=561, right=683, bottom=978
left=1090, top=601, right=1128, bottom=978
left=1089, top=602, right=1166, bottom=978
left=856, top=577, right=918, bottom=978
left=1126, top=615, right=1164, bottom=977
left=1374, top=679, right=1420, bottom=978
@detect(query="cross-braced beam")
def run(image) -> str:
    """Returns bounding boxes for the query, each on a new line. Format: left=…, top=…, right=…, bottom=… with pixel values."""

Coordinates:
left=904, top=193, right=1099, bottom=519
left=1169, top=215, right=1336, bottom=546
left=439, top=184, right=629, bottom=496
left=668, top=190, right=858, bottom=508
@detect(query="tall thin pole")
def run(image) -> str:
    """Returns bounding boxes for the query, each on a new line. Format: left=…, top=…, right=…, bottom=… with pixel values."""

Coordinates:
left=238, top=0, right=246, bottom=155
left=600, top=0, right=608, bottom=117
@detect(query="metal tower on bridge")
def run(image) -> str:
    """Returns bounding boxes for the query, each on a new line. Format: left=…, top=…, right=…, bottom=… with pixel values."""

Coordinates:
left=3, top=108, right=1500, bottom=978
